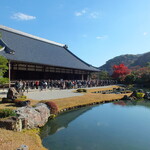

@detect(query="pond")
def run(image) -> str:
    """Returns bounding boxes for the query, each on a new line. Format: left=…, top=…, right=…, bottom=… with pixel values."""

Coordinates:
left=40, top=100, right=150, bottom=150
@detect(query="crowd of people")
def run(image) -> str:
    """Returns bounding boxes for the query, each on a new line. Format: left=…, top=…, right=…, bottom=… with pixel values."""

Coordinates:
left=14, top=79, right=117, bottom=93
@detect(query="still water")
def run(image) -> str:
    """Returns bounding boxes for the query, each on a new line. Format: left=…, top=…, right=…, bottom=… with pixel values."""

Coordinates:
left=41, top=100, right=150, bottom=150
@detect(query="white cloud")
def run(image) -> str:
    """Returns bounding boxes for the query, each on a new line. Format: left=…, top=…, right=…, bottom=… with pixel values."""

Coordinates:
left=75, top=9, right=101, bottom=20
left=75, top=12, right=83, bottom=16
left=11, top=12, right=36, bottom=21
left=82, top=34, right=88, bottom=38
left=75, top=9, right=87, bottom=16
left=143, top=32, right=148, bottom=36
left=96, top=35, right=107, bottom=39
left=89, top=12, right=99, bottom=19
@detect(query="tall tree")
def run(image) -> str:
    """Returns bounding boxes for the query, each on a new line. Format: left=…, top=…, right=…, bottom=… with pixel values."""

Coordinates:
left=98, top=71, right=111, bottom=80
left=112, top=63, right=130, bottom=81
left=0, top=55, right=8, bottom=85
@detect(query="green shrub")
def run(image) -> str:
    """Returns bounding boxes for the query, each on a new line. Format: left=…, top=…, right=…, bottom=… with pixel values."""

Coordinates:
left=82, top=89, right=87, bottom=92
left=76, top=89, right=87, bottom=93
left=50, top=114, right=56, bottom=119
left=0, top=108, right=16, bottom=118
left=14, top=97, right=26, bottom=101
left=136, top=92, right=145, bottom=98
left=20, top=95, right=27, bottom=99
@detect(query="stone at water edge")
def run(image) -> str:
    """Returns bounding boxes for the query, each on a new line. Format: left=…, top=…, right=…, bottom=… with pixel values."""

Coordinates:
left=17, top=145, right=29, bottom=150
left=144, top=92, right=150, bottom=100
left=15, top=103, right=50, bottom=129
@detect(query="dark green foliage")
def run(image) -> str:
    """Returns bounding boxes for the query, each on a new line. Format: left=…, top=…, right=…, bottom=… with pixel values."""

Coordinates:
left=124, top=74, right=136, bottom=84
left=98, top=71, right=111, bottom=80
left=0, top=108, right=16, bottom=118
left=0, top=55, right=8, bottom=85
left=0, top=77, right=9, bottom=85
left=15, top=100, right=30, bottom=107
left=0, top=55, right=8, bottom=76
left=146, top=62, right=150, bottom=68
left=2, top=98, right=13, bottom=103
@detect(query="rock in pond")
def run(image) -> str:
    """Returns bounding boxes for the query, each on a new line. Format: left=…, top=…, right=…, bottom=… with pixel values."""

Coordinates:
left=144, top=92, right=150, bottom=100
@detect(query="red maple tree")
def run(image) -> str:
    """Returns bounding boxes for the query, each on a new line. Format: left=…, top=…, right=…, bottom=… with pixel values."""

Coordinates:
left=112, top=64, right=131, bottom=81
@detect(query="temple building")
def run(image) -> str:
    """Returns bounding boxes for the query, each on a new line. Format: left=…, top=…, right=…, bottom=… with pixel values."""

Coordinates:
left=0, top=25, right=99, bottom=81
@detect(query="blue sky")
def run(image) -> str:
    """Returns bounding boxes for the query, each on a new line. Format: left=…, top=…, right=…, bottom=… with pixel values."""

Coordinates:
left=1, top=0, right=150, bottom=67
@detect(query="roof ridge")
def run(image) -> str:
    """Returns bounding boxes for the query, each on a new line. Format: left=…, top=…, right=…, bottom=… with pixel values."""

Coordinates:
left=0, top=25, right=65, bottom=47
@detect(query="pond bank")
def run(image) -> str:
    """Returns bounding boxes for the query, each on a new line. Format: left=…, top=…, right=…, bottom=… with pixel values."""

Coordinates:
left=0, top=85, right=131, bottom=150
left=42, top=86, right=131, bottom=113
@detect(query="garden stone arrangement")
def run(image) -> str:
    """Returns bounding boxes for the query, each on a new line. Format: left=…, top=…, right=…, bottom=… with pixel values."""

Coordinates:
left=2, top=87, right=30, bottom=107
left=92, top=87, right=130, bottom=94
left=92, top=87, right=150, bottom=100
left=0, top=103, right=51, bottom=131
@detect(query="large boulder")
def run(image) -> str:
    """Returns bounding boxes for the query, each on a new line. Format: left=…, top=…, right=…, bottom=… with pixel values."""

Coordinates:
left=15, top=103, right=50, bottom=129
left=144, top=92, right=150, bottom=100
left=7, top=87, right=22, bottom=100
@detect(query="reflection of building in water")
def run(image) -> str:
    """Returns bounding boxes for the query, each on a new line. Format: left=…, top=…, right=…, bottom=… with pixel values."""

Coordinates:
left=40, top=106, right=92, bottom=139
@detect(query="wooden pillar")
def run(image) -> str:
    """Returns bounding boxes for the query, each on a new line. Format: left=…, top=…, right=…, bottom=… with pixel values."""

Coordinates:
left=82, top=74, right=84, bottom=80
left=8, top=60, right=11, bottom=88
left=87, top=72, right=90, bottom=80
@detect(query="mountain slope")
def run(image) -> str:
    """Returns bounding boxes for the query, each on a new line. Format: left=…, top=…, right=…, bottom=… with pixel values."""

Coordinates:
left=130, top=52, right=150, bottom=67
left=99, top=53, right=147, bottom=73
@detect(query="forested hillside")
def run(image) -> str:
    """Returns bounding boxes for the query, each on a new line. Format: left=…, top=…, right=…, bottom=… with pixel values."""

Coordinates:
left=99, top=52, right=150, bottom=74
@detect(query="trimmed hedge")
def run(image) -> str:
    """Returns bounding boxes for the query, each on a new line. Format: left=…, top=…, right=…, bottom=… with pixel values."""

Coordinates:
left=14, top=97, right=26, bottom=101
left=20, top=95, right=27, bottom=99
left=76, top=89, right=87, bottom=93
left=136, top=92, right=145, bottom=98
left=46, top=101, right=58, bottom=114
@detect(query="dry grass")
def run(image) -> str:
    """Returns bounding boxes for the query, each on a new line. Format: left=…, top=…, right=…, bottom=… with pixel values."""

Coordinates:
left=86, top=85, right=120, bottom=93
left=0, top=99, right=46, bottom=150
left=0, top=128, right=47, bottom=150
left=42, top=85, right=131, bottom=111
left=0, top=99, right=40, bottom=110
left=45, top=93, right=131, bottom=111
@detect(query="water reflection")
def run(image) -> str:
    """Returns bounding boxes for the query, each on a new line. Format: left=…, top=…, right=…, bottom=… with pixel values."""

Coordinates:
left=41, top=100, right=150, bottom=150
left=113, top=99, right=150, bottom=108
left=40, top=106, right=92, bottom=139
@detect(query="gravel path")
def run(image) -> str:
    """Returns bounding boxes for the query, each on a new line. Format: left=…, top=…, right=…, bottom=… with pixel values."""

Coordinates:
left=0, top=86, right=113, bottom=100
left=24, top=89, right=83, bottom=100
left=24, top=86, right=112, bottom=100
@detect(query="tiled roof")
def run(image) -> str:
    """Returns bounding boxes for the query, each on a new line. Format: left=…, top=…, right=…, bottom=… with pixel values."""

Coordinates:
left=0, top=25, right=99, bottom=71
